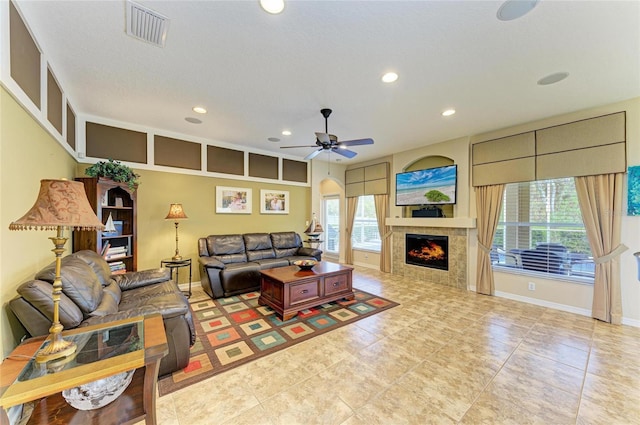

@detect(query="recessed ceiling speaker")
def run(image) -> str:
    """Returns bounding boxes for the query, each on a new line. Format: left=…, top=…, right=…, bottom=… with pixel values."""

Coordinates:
left=497, top=0, right=539, bottom=21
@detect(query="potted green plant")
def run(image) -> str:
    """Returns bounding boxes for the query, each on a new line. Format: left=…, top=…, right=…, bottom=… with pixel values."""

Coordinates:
left=85, top=159, right=140, bottom=191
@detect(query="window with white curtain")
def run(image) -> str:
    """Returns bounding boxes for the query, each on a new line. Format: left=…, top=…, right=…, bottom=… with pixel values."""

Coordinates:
left=323, top=195, right=340, bottom=256
left=351, top=195, right=381, bottom=252
left=493, top=177, right=594, bottom=281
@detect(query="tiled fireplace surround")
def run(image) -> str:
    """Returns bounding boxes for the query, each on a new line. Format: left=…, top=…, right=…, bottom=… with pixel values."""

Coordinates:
left=390, top=223, right=469, bottom=290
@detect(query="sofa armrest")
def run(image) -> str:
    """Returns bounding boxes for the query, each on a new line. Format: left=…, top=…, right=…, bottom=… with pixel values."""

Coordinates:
left=114, top=268, right=171, bottom=291
left=297, top=247, right=322, bottom=261
left=81, top=306, right=162, bottom=327
left=199, top=257, right=225, bottom=269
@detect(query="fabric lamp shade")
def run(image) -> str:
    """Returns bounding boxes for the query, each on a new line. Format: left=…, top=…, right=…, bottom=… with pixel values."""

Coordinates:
left=10, top=179, right=104, bottom=231
left=8, top=178, right=103, bottom=363
left=165, top=203, right=187, bottom=260
left=165, top=203, right=188, bottom=220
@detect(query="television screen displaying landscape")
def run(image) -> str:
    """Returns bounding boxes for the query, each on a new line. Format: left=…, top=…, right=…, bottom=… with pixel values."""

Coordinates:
left=396, top=165, right=457, bottom=206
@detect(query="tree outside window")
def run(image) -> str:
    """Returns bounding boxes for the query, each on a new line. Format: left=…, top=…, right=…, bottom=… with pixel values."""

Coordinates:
left=351, top=195, right=381, bottom=252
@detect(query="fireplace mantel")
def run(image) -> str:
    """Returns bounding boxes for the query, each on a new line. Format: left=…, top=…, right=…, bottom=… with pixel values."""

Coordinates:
left=386, top=217, right=476, bottom=229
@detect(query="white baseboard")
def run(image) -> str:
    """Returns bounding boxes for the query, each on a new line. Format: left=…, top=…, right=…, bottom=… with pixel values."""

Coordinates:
left=494, top=290, right=592, bottom=317
left=352, top=261, right=379, bottom=270
left=469, top=285, right=639, bottom=327
left=622, top=316, right=640, bottom=327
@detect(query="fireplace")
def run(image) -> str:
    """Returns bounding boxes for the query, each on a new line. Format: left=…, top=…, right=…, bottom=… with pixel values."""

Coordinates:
left=405, top=234, right=448, bottom=271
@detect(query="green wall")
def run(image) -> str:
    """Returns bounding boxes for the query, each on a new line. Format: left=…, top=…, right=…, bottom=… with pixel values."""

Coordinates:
left=0, top=87, right=77, bottom=356
left=76, top=165, right=311, bottom=285
left=0, top=87, right=311, bottom=357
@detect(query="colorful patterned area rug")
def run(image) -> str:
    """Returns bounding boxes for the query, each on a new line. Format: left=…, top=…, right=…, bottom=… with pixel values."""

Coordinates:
left=158, top=289, right=398, bottom=396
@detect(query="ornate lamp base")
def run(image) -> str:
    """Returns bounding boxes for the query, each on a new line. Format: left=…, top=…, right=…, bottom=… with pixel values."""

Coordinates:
left=35, top=333, right=77, bottom=363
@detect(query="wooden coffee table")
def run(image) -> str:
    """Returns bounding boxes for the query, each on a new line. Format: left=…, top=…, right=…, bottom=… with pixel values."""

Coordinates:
left=258, top=261, right=354, bottom=321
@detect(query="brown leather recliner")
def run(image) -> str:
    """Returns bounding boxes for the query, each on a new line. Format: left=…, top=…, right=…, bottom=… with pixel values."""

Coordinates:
left=9, top=250, right=195, bottom=377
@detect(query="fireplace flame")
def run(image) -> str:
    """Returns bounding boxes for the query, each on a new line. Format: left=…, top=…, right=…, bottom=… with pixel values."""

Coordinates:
left=408, top=241, right=445, bottom=261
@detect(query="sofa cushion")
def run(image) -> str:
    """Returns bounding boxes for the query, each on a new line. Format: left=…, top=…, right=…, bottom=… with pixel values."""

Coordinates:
left=118, top=280, right=190, bottom=320
left=89, top=290, right=119, bottom=317
left=89, top=281, right=122, bottom=317
left=73, top=250, right=116, bottom=287
left=103, top=279, right=122, bottom=304
left=219, top=262, right=261, bottom=294
left=35, top=256, right=103, bottom=315
left=16, top=279, right=84, bottom=328
left=271, top=231, right=302, bottom=258
left=244, top=233, right=277, bottom=261
left=254, top=258, right=290, bottom=269
left=207, top=234, right=247, bottom=264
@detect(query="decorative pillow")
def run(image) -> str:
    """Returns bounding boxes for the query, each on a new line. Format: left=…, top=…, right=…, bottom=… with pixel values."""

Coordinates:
left=35, top=256, right=104, bottom=316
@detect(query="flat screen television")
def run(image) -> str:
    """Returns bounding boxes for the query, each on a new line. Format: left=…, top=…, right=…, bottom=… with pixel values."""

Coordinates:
left=395, top=164, right=457, bottom=206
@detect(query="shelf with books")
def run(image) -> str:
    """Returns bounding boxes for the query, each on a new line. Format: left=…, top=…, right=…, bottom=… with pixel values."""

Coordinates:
left=74, top=177, right=137, bottom=271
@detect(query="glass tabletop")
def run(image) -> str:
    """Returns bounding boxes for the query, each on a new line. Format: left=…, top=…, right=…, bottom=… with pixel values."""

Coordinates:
left=16, top=320, right=144, bottom=384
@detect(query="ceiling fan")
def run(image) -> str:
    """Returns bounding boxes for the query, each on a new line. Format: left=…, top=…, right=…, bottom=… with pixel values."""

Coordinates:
left=280, top=108, right=374, bottom=160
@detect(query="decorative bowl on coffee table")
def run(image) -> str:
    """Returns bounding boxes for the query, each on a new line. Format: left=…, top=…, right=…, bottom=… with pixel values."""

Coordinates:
left=293, top=260, right=317, bottom=270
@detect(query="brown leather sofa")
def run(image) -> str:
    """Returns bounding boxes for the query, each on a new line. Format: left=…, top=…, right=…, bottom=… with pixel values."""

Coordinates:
left=9, top=250, right=195, bottom=377
left=198, top=232, right=322, bottom=299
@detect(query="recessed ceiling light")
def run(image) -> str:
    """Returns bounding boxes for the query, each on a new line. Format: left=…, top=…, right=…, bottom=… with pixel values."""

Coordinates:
left=497, top=0, right=538, bottom=21
left=282, top=130, right=292, bottom=136
left=260, top=0, right=284, bottom=14
left=192, top=106, right=207, bottom=114
left=268, top=137, right=280, bottom=142
left=537, top=72, right=569, bottom=86
left=382, top=72, right=399, bottom=83
left=442, top=109, right=456, bottom=117
left=185, top=117, right=202, bottom=124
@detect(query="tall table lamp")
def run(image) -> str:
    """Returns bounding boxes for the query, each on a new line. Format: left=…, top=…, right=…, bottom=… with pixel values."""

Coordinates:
left=165, top=203, right=188, bottom=260
left=9, top=179, right=104, bottom=363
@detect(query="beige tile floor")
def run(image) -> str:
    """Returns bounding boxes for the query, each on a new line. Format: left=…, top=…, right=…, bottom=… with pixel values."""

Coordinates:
left=142, top=267, right=640, bottom=425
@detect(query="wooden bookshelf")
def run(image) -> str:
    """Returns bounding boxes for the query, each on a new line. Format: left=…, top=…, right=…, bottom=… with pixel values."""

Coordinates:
left=73, top=177, right=137, bottom=272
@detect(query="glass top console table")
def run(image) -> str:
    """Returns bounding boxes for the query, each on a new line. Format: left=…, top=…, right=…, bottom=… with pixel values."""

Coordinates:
left=0, top=314, right=168, bottom=425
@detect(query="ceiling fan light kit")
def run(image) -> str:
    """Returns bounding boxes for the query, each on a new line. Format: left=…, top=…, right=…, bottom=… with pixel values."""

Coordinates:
left=280, top=108, right=374, bottom=160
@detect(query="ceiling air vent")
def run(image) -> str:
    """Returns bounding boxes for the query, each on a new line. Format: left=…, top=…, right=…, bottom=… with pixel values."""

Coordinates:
left=126, top=0, right=169, bottom=47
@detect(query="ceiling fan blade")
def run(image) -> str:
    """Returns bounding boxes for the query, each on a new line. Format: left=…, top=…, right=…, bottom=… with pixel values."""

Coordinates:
left=332, top=147, right=358, bottom=159
left=339, top=138, right=374, bottom=146
left=315, top=132, right=331, bottom=144
left=305, top=149, right=324, bottom=160
left=280, top=145, right=320, bottom=149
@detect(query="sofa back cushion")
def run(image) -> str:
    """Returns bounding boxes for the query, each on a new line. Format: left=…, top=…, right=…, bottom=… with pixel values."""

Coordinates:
left=89, top=280, right=121, bottom=317
left=35, top=256, right=104, bottom=315
left=73, top=249, right=115, bottom=287
left=271, top=232, right=302, bottom=258
left=16, top=279, right=84, bottom=328
left=244, top=233, right=276, bottom=261
left=206, top=234, right=247, bottom=264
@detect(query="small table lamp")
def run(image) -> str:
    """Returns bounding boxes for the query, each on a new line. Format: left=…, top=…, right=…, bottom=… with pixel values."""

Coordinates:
left=9, top=179, right=104, bottom=363
left=165, top=203, right=188, bottom=260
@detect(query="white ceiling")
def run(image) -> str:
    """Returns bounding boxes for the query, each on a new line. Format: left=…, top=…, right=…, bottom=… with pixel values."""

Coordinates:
left=15, top=0, right=640, bottom=164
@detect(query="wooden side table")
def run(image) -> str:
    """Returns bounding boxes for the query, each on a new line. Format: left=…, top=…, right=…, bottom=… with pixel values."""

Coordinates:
left=161, top=258, right=192, bottom=298
left=0, top=315, right=168, bottom=425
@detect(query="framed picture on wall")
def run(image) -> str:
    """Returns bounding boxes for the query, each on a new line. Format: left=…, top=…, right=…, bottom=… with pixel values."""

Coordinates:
left=216, top=186, right=252, bottom=214
left=628, top=165, right=640, bottom=216
left=260, top=190, right=289, bottom=214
